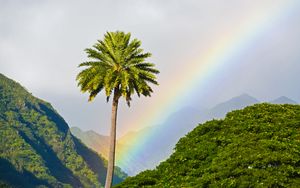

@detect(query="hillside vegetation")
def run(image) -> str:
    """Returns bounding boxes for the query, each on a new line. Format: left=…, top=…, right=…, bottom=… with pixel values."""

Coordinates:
left=0, top=73, right=126, bottom=187
left=116, top=103, right=300, bottom=187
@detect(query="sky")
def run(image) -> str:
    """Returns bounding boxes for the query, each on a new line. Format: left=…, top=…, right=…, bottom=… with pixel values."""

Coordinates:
left=1, top=0, right=300, bottom=136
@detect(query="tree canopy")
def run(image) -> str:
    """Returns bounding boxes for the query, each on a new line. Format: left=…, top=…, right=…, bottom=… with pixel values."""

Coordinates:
left=116, top=103, right=300, bottom=187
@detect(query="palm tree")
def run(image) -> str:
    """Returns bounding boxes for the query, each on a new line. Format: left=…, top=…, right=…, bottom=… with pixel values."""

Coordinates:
left=76, top=31, right=159, bottom=188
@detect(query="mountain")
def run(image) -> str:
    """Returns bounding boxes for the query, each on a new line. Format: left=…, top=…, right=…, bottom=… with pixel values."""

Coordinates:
left=70, top=127, right=110, bottom=159
left=70, top=126, right=146, bottom=161
left=209, top=93, right=259, bottom=118
left=116, top=103, right=300, bottom=187
left=118, top=126, right=154, bottom=146
left=120, top=107, right=204, bottom=172
left=0, top=73, right=126, bottom=187
left=270, top=96, right=298, bottom=104
left=70, top=127, right=147, bottom=176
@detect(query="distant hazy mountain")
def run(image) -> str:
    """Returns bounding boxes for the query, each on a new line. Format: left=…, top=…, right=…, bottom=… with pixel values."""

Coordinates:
left=0, top=73, right=127, bottom=187
left=210, top=93, right=260, bottom=118
left=70, top=127, right=110, bottom=159
left=118, top=126, right=154, bottom=146
left=270, top=96, right=298, bottom=104
left=70, top=127, right=131, bottom=172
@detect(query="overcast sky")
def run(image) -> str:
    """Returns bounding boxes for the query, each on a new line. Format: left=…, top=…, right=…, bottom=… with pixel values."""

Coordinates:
left=1, top=0, right=300, bottom=136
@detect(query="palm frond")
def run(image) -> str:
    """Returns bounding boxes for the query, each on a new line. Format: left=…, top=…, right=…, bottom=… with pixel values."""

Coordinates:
left=76, top=31, right=159, bottom=105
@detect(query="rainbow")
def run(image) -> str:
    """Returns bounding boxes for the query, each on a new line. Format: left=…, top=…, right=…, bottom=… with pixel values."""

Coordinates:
left=116, top=0, right=299, bottom=175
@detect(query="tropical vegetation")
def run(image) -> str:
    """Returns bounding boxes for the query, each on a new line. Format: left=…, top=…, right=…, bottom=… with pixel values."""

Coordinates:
left=116, top=103, right=300, bottom=187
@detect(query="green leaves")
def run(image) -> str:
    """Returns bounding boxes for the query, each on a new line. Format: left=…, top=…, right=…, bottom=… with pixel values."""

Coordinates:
left=115, top=104, right=300, bottom=188
left=76, top=31, right=159, bottom=105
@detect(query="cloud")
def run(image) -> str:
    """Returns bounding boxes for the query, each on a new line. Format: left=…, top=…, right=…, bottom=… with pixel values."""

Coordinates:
left=1, top=0, right=300, bottom=135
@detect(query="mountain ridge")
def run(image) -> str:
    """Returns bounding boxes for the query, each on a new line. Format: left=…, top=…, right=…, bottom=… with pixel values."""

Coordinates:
left=0, top=73, right=127, bottom=187
left=209, top=93, right=259, bottom=118
left=70, top=127, right=111, bottom=159
left=270, top=96, right=298, bottom=104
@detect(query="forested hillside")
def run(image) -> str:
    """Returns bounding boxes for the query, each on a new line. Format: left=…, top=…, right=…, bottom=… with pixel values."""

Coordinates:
left=116, top=103, right=300, bottom=187
left=0, top=73, right=126, bottom=187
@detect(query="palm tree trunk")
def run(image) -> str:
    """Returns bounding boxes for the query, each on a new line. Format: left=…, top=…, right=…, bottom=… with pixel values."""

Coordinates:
left=105, top=92, right=119, bottom=188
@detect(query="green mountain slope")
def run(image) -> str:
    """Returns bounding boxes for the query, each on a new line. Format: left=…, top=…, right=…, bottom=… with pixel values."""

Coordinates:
left=0, top=73, right=126, bottom=187
left=116, top=103, right=300, bottom=187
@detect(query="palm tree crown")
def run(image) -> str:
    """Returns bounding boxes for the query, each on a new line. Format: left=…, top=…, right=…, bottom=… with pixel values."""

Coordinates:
left=76, top=31, right=159, bottom=105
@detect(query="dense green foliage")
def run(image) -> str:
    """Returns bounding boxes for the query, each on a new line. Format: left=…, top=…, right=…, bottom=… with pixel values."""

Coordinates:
left=0, top=73, right=126, bottom=187
left=116, top=103, right=300, bottom=187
